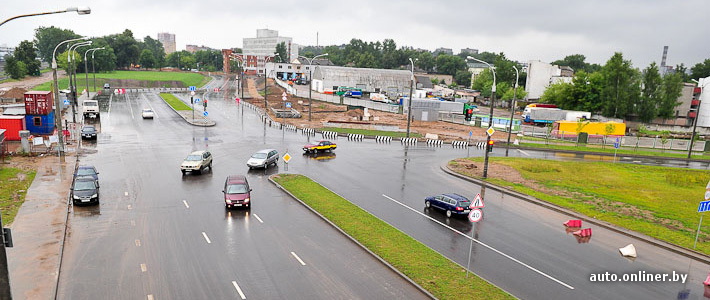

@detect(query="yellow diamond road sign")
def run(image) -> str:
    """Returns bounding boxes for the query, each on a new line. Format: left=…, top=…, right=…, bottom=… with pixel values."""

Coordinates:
left=283, top=153, right=291, bottom=163
left=486, top=127, right=495, bottom=136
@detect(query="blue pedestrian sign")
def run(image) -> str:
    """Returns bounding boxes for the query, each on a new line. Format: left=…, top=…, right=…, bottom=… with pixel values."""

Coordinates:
left=698, top=200, right=710, bottom=213
left=469, top=131, right=473, bottom=137
left=286, top=102, right=291, bottom=108
left=189, top=86, right=196, bottom=91
left=203, top=111, right=208, bottom=117
left=194, top=98, right=200, bottom=104
left=614, top=137, right=620, bottom=149
left=63, top=99, right=70, bottom=105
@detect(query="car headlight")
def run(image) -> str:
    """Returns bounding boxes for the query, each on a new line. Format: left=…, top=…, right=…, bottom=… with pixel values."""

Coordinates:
left=73, top=195, right=80, bottom=199
left=91, top=194, right=98, bottom=198
left=244, top=198, right=250, bottom=203
left=226, top=200, right=232, bottom=204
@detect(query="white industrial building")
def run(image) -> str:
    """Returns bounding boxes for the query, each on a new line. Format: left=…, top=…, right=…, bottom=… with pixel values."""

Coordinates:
left=310, top=66, right=415, bottom=97
left=696, top=76, right=710, bottom=127
left=242, top=29, right=299, bottom=74
left=524, top=60, right=574, bottom=100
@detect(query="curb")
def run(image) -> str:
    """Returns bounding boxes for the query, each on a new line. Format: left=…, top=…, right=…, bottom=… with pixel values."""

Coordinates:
left=511, top=144, right=710, bottom=163
left=440, top=162, right=710, bottom=265
left=53, top=153, right=80, bottom=300
left=268, top=175, right=438, bottom=300
left=157, top=92, right=216, bottom=127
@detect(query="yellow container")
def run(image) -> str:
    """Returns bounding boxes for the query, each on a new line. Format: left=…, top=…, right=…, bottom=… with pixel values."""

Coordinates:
left=555, top=121, right=626, bottom=136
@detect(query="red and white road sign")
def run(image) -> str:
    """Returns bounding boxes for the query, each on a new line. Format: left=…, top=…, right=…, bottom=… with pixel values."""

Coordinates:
left=470, top=193, right=484, bottom=209
left=468, top=209, right=483, bottom=222
left=214, top=88, right=219, bottom=92
left=235, top=97, right=240, bottom=104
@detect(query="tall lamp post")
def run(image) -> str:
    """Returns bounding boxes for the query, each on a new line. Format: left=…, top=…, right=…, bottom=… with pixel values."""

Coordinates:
left=89, top=48, right=105, bottom=92
left=406, top=58, right=417, bottom=138
left=52, top=37, right=88, bottom=162
left=505, top=65, right=519, bottom=157
left=0, top=6, right=90, bottom=27
left=467, top=56, right=496, bottom=178
left=689, top=79, right=709, bottom=159
left=68, top=41, right=92, bottom=123
left=84, top=47, right=104, bottom=96
left=264, top=56, right=273, bottom=109
left=298, top=53, right=328, bottom=122
left=229, top=54, right=244, bottom=100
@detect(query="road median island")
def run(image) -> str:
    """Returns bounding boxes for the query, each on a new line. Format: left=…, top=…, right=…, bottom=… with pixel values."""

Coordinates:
left=271, top=174, right=514, bottom=300
left=515, top=140, right=710, bottom=161
left=447, top=157, right=710, bottom=258
left=159, top=92, right=215, bottom=127
left=319, top=127, right=422, bottom=138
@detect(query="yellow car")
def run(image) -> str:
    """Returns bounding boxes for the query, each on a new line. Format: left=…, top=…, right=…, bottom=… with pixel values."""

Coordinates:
left=303, top=140, right=336, bottom=153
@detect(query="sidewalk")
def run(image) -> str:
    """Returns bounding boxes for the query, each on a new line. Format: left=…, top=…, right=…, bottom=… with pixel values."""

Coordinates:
left=7, top=153, right=77, bottom=300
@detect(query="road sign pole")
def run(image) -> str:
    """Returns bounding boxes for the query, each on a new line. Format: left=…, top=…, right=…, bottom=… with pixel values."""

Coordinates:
left=191, top=96, right=194, bottom=121
left=695, top=212, right=704, bottom=249
left=467, top=132, right=471, bottom=158
left=466, top=225, right=474, bottom=278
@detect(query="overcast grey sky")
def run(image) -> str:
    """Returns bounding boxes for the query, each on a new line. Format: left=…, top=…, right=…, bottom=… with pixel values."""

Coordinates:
left=2, top=1, right=708, bottom=68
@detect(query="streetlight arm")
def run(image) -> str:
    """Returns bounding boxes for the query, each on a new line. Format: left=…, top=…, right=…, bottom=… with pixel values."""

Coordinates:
left=52, top=37, right=88, bottom=68
left=467, top=56, right=496, bottom=92
left=0, top=7, right=91, bottom=27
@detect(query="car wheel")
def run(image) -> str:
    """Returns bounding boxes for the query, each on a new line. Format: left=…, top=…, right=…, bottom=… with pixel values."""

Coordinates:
left=209, top=162, right=212, bottom=169
left=425, top=200, right=431, bottom=208
left=181, top=170, right=186, bottom=176
left=446, top=210, right=452, bottom=218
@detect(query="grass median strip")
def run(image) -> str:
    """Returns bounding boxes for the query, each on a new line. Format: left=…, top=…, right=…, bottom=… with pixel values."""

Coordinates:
left=159, top=93, right=192, bottom=111
left=32, top=70, right=209, bottom=91
left=272, top=174, right=513, bottom=300
left=449, top=157, right=710, bottom=255
left=0, top=167, right=36, bottom=225
left=517, top=139, right=710, bottom=160
left=320, top=127, right=422, bottom=138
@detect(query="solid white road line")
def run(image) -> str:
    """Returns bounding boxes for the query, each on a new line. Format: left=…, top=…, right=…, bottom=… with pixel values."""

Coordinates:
left=381, top=194, right=575, bottom=290
left=125, top=192, right=129, bottom=196
left=232, top=281, right=246, bottom=299
left=253, top=214, right=264, bottom=223
left=202, top=232, right=211, bottom=244
left=125, top=92, right=135, bottom=120
left=127, top=205, right=132, bottom=210
left=290, top=252, right=306, bottom=266
left=517, top=149, right=531, bottom=156
left=183, top=200, right=190, bottom=208
left=140, top=263, right=147, bottom=273
left=147, top=294, right=154, bottom=300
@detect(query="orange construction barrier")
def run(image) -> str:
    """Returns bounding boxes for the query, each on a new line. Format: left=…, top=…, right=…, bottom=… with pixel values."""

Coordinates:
left=573, top=228, right=592, bottom=237
left=564, top=220, right=582, bottom=227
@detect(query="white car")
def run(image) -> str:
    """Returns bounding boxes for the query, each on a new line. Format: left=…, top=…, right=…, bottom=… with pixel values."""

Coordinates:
left=141, top=108, right=154, bottom=119
left=181, top=150, right=213, bottom=175
left=247, top=149, right=279, bottom=169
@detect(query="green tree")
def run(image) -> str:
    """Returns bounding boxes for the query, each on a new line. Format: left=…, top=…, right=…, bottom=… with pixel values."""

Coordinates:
left=539, top=81, right=572, bottom=108
left=675, top=63, right=690, bottom=82
left=14, top=40, right=41, bottom=76
left=658, top=72, right=683, bottom=120
left=4, top=55, right=25, bottom=79
left=454, top=70, right=472, bottom=87
left=56, top=49, right=84, bottom=74
left=416, top=51, right=435, bottom=72
left=430, top=77, right=439, bottom=85
left=600, top=52, right=640, bottom=119
left=139, top=49, right=156, bottom=68
left=552, top=54, right=601, bottom=73
left=33, top=26, right=80, bottom=63
left=275, top=42, right=288, bottom=63
left=638, top=62, right=662, bottom=122
left=88, top=38, right=117, bottom=72
left=107, top=29, right=140, bottom=68
left=659, top=130, right=670, bottom=152
left=141, top=36, right=165, bottom=69
left=575, top=119, right=590, bottom=147
left=471, top=68, right=495, bottom=98
left=467, top=51, right=497, bottom=64
left=435, top=54, right=466, bottom=76
left=691, top=59, right=710, bottom=80
left=500, top=85, right=527, bottom=101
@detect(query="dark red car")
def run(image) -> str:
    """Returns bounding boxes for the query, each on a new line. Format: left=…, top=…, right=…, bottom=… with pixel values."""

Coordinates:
left=222, top=175, right=251, bottom=209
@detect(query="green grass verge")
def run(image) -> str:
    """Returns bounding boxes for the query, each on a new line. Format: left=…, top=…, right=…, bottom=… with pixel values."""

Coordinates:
left=159, top=93, right=192, bottom=111
left=518, top=141, right=710, bottom=160
left=320, top=127, right=422, bottom=138
left=0, top=167, right=37, bottom=225
left=450, top=157, right=710, bottom=255
left=0, top=78, right=19, bottom=84
left=273, top=174, right=513, bottom=300
left=32, top=70, right=209, bottom=92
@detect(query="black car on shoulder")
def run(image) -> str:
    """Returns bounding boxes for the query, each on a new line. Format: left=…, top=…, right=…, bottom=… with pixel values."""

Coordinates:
left=71, top=176, right=99, bottom=205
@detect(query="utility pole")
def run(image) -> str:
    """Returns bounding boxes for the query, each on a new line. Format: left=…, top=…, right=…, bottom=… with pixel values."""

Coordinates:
left=506, top=66, right=519, bottom=157
left=468, top=56, right=496, bottom=179
left=406, top=58, right=416, bottom=138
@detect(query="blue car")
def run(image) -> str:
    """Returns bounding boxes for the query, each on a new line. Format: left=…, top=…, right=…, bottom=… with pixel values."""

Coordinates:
left=75, top=165, right=99, bottom=187
left=425, top=193, right=472, bottom=218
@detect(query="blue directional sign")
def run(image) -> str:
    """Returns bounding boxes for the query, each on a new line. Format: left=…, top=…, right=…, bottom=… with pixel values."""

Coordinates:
left=194, top=98, right=200, bottom=104
left=189, top=86, right=196, bottom=91
left=469, top=131, right=473, bottom=137
left=203, top=111, right=208, bottom=117
left=698, top=200, right=710, bottom=212
left=63, top=99, right=70, bottom=105
left=286, top=102, right=291, bottom=108
left=614, top=137, right=620, bottom=149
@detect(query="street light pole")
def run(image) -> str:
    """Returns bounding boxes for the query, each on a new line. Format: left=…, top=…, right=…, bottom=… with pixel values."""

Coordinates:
left=90, top=48, right=104, bottom=93
left=689, top=79, right=708, bottom=159
left=468, top=56, right=496, bottom=178
left=52, top=37, right=88, bottom=163
left=264, top=56, right=272, bottom=110
left=84, top=47, right=103, bottom=97
left=0, top=6, right=90, bottom=27
left=506, top=66, right=519, bottom=157
left=406, top=58, right=416, bottom=138
left=68, top=41, right=91, bottom=124
left=299, top=53, right=328, bottom=122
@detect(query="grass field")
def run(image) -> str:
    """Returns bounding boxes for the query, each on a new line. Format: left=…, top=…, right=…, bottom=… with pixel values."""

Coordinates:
left=449, top=157, right=710, bottom=255
left=273, top=174, right=512, bottom=300
left=32, top=70, right=210, bottom=92
left=159, top=93, right=192, bottom=111
left=320, top=127, right=422, bottom=138
left=0, top=167, right=37, bottom=225
left=517, top=141, right=710, bottom=160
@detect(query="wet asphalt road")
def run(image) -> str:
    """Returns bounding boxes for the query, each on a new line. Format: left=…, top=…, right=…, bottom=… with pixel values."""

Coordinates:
left=57, top=76, right=710, bottom=300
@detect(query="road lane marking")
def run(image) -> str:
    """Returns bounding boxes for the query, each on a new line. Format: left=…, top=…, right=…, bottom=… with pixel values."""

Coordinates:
left=232, top=281, right=246, bottom=299
left=126, top=92, right=135, bottom=120
left=183, top=200, right=189, bottom=208
left=517, top=149, right=531, bottom=156
left=147, top=294, right=154, bottom=300
left=202, top=232, right=211, bottom=244
left=135, top=239, right=141, bottom=247
left=125, top=192, right=129, bottom=196
left=381, top=194, right=575, bottom=290
left=290, top=252, right=306, bottom=266
left=127, top=205, right=132, bottom=210
left=253, top=214, right=263, bottom=223
left=140, top=263, right=147, bottom=272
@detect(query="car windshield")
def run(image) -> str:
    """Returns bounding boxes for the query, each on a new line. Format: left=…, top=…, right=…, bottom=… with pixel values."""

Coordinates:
left=227, top=184, right=248, bottom=194
left=74, top=180, right=96, bottom=191
left=143, top=109, right=152, bottom=113
left=82, top=127, right=95, bottom=132
left=251, top=153, right=267, bottom=159
left=85, top=102, right=98, bottom=106
left=77, top=168, right=96, bottom=176
left=186, top=155, right=202, bottom=161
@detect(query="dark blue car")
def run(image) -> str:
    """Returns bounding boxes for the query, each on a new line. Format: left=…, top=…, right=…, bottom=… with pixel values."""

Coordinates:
left=425, top=193, right=472, bottom=218
left=75, top=165, right=99, bottom=187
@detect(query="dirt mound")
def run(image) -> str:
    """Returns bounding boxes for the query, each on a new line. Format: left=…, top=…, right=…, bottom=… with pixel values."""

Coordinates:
left=0, top=87, right=27, bottom=100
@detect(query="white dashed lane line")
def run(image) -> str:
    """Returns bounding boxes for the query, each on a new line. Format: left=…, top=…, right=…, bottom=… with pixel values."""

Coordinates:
left=232, top=281, right=246, bottom=299
left=290, top=252, right=306, bottom=266
left=253, top=214, right=263, bottom=223
left=183, top=200, right=189, bottom=208
left=202, top=232, right=211, bottom=244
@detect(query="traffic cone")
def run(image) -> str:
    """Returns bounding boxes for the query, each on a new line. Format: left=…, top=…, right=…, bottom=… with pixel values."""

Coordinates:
left=564, top=220, right=582, bottom=227
left=619, top=244, right=637, bottom=258
left=573, top=228, right=592, bottom=237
